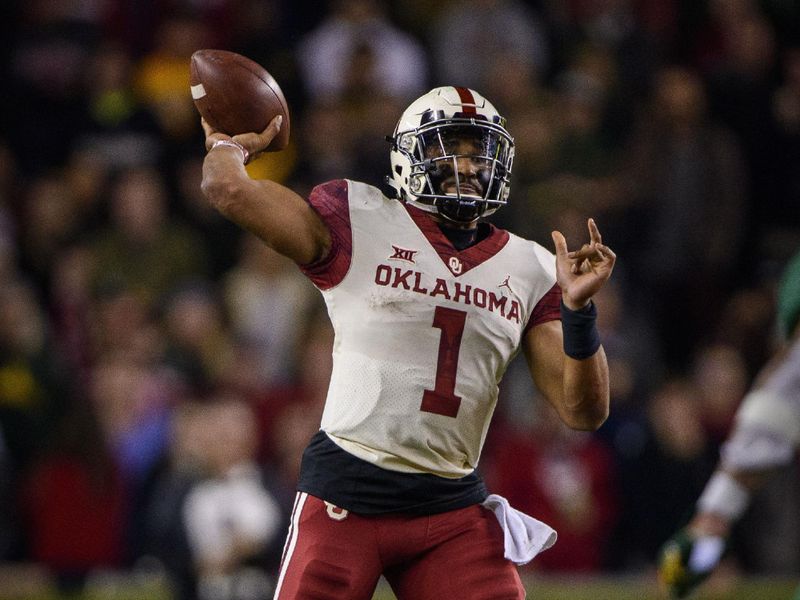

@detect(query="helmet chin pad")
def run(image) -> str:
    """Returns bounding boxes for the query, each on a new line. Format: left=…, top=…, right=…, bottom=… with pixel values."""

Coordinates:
left=438, top=195, right=485, bottom=223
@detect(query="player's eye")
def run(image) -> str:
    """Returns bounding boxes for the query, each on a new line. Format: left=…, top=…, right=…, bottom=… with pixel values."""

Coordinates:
left=424, top=143, right=445, bottom=158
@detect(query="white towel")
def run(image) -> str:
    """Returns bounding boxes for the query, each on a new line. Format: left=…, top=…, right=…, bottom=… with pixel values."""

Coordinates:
left=482, top=494, right=558, bottom=566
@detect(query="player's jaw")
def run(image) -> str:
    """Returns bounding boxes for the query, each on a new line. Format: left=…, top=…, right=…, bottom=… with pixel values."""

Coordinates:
left=439, top=167, right=485, bottom=199
left=442, top=180, right=483, bottom=198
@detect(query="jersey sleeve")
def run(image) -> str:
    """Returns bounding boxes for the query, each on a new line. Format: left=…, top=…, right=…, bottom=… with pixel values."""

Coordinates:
left=523, top=283, right=562, bottom=336
left=299, top=179, right=353, bottom=290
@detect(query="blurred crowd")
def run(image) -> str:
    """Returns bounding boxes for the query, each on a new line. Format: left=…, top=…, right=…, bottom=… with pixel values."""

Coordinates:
left=1, top=0, right=800, bottom=598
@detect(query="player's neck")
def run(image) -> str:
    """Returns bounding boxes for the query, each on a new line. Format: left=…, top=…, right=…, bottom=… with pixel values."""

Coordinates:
left=437, top=220, right=487, bottom=250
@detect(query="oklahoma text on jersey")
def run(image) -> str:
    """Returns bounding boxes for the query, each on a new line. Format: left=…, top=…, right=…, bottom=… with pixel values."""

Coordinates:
left=374, top=264, right=522, bottom=323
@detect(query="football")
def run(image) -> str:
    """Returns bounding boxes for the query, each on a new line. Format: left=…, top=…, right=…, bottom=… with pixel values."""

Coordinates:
left=190, top=49, right=290, bottom=150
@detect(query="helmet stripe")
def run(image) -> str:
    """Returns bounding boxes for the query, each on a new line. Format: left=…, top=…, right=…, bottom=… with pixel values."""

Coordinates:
left=454, top=87, right=477, bottom=114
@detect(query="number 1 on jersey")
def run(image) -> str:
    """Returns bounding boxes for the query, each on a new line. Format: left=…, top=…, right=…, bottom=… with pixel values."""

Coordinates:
left=421, top=306, right=466, bottom=418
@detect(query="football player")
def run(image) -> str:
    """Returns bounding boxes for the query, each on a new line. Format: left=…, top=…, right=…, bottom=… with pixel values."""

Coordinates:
left=658, top=248, right=800, bottom=598
left=200, top=86, right=616, bottom=599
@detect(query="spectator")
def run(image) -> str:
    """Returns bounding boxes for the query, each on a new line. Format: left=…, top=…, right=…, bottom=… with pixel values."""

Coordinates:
left=0, top=140, right=21, bottom=285
left=713, top=284, right=778, bottom=377
left=622, top=65, right=747, bottom=369
left=89, top=354, right=177, bottom=486
left=134, top=400, right=211, bottom=600
left=226, top=0, right=302, bottom=109
left=162, top=283, right=235, bottom=392
left=90, top=166, right=208, bottom=310
left=0, top=428, right=18, bottom=560
left=588, top=280, right=665, bottom=571
left=481, top=53, right=557, bottom=190
left=772, top=46, right=800, bottom=249
left=222, top=236, right=318, bottom=388
left=621, top=379, right=716, bottom=564
left=18, top=170, right=84, bottom=289
left=87, top=285, right=161, bottom=366
left=0, top=280, right=67, bottom=474
left=133, top=12, right=211, bottom=146
left=183, top=396, right=283, bottom=600
left=704, top=8, right=784, bottom=267
left=20, top=400, right=127, bottom=593
left=692, top=343, right=748, bottom=447
left=172, top=153, right=245, bottom=278
left=296, top=0, right=428, bottom=103
left=74, top=42, right=164, bottom=170
left=494, top=43, right=625, bottom=247
left=430, top=0, right=549, bottom=93
left=553, top=0, right=660, bottom=103
left=6, top=0, right=100, bottom=173
left=222, top=306, right=330, bottom=472
left=485, top=400, right=618, bottom=573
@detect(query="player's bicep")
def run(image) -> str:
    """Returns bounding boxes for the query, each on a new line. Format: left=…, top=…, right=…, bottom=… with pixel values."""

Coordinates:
left=201, top=156, right=331, bottom=264
left=522, top=319, right=565, bottom=409
left=241, top=179, right=331, bottom=265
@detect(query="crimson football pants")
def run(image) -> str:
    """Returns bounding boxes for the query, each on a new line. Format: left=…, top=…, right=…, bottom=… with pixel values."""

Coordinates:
left=273, top=493, right=525, bottom=599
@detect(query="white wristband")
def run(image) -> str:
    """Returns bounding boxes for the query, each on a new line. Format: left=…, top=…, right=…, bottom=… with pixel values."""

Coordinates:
left=697, top=471, right=750, bottom=521
left=210, top=139, right=249, bottom=164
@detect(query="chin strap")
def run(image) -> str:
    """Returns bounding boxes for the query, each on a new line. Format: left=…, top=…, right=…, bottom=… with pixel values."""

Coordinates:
left=438, top=196, right=485, bottom=224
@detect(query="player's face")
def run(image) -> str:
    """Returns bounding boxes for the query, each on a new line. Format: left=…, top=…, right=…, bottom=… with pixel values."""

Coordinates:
left=422, top=129, right=494, bottom=198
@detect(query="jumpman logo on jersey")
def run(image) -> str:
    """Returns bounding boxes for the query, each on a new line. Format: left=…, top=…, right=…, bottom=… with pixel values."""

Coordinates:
left=498, top=275, right=512, bottom=291
left=389, top=245, right=418, bottom=264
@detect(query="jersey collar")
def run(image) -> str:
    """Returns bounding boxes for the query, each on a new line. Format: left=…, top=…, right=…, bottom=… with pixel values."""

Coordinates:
left=402, top=203, right=510, bottom=277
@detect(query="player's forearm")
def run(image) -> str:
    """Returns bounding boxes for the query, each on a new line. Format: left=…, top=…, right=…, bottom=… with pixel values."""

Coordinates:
left=694, top=466, right=771, bottom=530
left=201, top=148, right=329, bottom=264
left=560, top=347, right=610, bottom=430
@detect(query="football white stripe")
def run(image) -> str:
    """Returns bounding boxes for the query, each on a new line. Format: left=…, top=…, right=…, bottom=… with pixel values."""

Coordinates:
left=190, top=83, right=206, bottom=99
left=273, top=492, right=307, bottom=599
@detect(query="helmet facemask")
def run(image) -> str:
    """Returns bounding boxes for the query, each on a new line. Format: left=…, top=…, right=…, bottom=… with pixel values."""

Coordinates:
left=412, top=123, right=513, bottom=223
left=388, top=87, right=514, bottom=224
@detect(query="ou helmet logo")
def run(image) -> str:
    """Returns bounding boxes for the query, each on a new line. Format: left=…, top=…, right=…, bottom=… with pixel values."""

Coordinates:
left=448, top=256, right=462, bottom=274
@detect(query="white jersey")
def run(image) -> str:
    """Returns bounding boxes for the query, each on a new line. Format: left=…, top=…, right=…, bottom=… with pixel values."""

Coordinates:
left=301, top=180, right=560, bottom=478
left=721, top=334, right=800, bottom=471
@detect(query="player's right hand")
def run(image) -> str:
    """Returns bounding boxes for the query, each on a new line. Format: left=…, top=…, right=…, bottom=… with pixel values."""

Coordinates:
left=201, top=115, right=283, bottom=160
left=658, top=529, right=727, bottom=598
left=231, top=115, right=283, bottom=160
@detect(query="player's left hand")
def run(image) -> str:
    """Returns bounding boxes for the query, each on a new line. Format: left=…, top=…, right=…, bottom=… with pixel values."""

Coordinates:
left=552, top=219, right=616, bottom=309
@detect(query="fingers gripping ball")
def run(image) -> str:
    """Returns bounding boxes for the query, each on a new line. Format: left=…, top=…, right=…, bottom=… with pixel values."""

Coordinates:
left=658, top=530, right=726, bottom=598
left=190, top=49, right=290, bottom=149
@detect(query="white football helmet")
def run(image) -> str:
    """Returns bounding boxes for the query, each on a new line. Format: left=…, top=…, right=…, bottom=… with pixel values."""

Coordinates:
left=387, top=86, right=514, bottom=223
